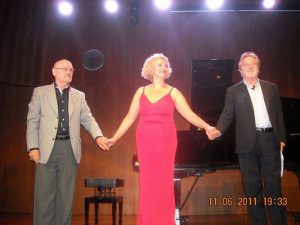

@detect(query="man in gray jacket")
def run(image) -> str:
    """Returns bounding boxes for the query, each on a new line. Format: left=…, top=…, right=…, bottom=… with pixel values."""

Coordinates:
left=26, top=59, right=108, bottom=225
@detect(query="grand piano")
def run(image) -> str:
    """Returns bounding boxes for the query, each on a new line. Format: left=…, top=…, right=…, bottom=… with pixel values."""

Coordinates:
left=133, top=59, right=300, bottom=224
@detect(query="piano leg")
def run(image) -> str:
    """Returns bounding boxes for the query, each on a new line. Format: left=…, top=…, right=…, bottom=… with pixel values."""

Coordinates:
left=291, top=171, right=300, bottom=222
left=174, top=178, right=181, bottom=225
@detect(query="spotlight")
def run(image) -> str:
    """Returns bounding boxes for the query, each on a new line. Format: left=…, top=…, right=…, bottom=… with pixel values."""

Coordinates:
left=104, top=0, right=119, bottom=13
left=263, top=0, right=275, bottom=9
left=154, top=0, right=172, bottom=11
left=129, top=1, right=139, bottom=25
left=57, top=1, right=73, bottom=16
left=206, top=0, right=224, bottom=10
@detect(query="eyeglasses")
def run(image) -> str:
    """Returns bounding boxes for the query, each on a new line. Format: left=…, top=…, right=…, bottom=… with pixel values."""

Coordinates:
left=53, top=67, right=75, bottom=73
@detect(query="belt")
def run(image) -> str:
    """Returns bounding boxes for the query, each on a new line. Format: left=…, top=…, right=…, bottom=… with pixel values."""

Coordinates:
left=256, top=127, right=273, bottom=132
left=56, top=135, right=70, bottom=140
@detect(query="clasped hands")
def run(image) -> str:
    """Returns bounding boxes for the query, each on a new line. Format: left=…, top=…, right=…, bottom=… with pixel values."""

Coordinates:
left=85, top=124, right=223, bottom=152
left=205, top=126, right=221, bottom=140
left=96, top=136, right=115, bottom=151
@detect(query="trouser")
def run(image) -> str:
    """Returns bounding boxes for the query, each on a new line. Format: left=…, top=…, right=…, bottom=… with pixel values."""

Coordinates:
left=238, top=131, right=287, bottom=225
left=34, top=140, right=78, bottom=225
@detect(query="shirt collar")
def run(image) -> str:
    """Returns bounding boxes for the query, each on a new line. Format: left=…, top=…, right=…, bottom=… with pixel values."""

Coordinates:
left=54, top=82, right=70, bottom=93
left=243, top=79, right=260, bottom=89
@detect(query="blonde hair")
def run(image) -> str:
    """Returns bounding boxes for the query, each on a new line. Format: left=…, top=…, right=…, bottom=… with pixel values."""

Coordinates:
left=238, top=52, right=260, bottom=71
left=141, top=53, right=172, bottom=81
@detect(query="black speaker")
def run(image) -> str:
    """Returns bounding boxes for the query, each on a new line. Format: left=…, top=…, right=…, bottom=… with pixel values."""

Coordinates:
left=191, top=59, right=234, bottom=122
left=188, top=59, right=237, bottom=165
left=175, top=59, right=237, bottom=167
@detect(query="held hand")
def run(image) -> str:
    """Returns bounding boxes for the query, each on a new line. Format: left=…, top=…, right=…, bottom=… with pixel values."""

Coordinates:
left=212, top=129, right=221, bottom=140
left=105, top=138, right=116, bottom=149
left=29, top=149, right=40, bottom=164
left=205, top=126, right=221, bottom=140
left=205, top=126, right=215, bottom=140
left=96, top=136, right=109, bottom=151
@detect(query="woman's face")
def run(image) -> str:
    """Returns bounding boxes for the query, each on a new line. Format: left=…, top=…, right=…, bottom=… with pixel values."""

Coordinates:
left=152, top=58, right=169, bottom=80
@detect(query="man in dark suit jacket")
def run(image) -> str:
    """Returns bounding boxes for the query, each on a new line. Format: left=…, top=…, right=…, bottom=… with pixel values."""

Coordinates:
left=214, top=52, right=287, bottom=225
left=26, top=59, right=109, bottom=225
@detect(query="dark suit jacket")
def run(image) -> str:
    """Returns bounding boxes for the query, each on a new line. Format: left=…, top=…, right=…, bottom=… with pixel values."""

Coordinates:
left=216, top=79, right=286, bottom=153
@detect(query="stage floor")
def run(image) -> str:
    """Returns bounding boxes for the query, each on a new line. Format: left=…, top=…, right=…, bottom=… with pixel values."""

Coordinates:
left=0, top=213, right=299, bottom=225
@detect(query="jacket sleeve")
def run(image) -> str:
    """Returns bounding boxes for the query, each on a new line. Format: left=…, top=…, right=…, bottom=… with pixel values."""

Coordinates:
left=216, top=87, right=235, bottom=137
left=80, top=94, right=103, bottom=139
left=26, top=88, right=41, bottom=151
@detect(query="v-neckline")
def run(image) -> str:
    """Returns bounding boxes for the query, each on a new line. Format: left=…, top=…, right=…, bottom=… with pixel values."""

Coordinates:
left=143, top=92, right=170, bottom=104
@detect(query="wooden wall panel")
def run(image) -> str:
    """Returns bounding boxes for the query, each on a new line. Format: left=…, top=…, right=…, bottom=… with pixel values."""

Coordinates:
left=0, top=0, right=300, bottom=215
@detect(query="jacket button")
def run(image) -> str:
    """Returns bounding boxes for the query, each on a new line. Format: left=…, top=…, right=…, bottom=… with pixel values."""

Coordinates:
left=55, top=127, right=57, bottom=130
left=52, top=138, right=55, bottom=141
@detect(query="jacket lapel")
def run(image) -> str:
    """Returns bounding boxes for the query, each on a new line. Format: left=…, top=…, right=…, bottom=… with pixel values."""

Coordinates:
left=69, top=87, right=77, bottom=119
left=239, top=81, right=254, bottom=113
left=260, top=80, right=271, bottom=113
left=47, top=84, right=58, bottom=115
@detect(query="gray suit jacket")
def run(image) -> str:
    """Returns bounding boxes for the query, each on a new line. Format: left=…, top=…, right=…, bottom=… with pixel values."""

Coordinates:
left=26, top=84, right=103, bottom=163
left=216, top=79, right=286, bottom=153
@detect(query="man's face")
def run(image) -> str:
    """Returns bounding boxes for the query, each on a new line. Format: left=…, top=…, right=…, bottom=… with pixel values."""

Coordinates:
left=239, top=56, right=259, bottom=80
left=52, top=60, right=74, bottom=85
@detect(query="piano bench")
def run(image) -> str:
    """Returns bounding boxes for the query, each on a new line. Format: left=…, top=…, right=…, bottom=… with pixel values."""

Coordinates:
left=84, top=178, right=124, bottom=225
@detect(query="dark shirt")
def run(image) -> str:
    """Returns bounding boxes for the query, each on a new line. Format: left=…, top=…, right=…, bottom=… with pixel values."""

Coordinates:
left=55, top=83, right=70, bottom=136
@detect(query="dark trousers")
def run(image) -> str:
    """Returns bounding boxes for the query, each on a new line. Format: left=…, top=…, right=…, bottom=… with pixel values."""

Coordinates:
left=34, top=140, right=78, bottom=225
left=238, top=131, right=287, bottom=225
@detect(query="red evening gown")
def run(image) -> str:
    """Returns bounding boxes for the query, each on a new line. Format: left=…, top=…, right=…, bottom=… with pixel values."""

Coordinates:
left=136, top=87, right=177, bottom=225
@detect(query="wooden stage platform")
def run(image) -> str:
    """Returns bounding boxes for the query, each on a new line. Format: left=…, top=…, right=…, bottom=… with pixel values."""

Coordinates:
left=0, top=213, right=299, bottom=225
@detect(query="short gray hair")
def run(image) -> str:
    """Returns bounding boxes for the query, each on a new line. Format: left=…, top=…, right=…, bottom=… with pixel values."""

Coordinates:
left=238, top=52, right=260, bottom=71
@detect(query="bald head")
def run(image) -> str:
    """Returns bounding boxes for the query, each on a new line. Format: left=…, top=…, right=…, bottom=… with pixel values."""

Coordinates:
left=53, top=59, right=73, bottom=68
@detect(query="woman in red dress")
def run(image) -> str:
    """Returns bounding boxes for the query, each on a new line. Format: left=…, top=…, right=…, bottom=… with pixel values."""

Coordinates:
left=107, top=53, right=215, bottom=225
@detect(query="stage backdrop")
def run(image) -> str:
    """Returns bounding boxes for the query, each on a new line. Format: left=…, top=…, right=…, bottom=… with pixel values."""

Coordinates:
left=0, top=0, right=299, bottom=215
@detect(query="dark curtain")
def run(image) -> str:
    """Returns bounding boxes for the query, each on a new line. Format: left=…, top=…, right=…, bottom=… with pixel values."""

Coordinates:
left=0, top=0, right=50, bottom=86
